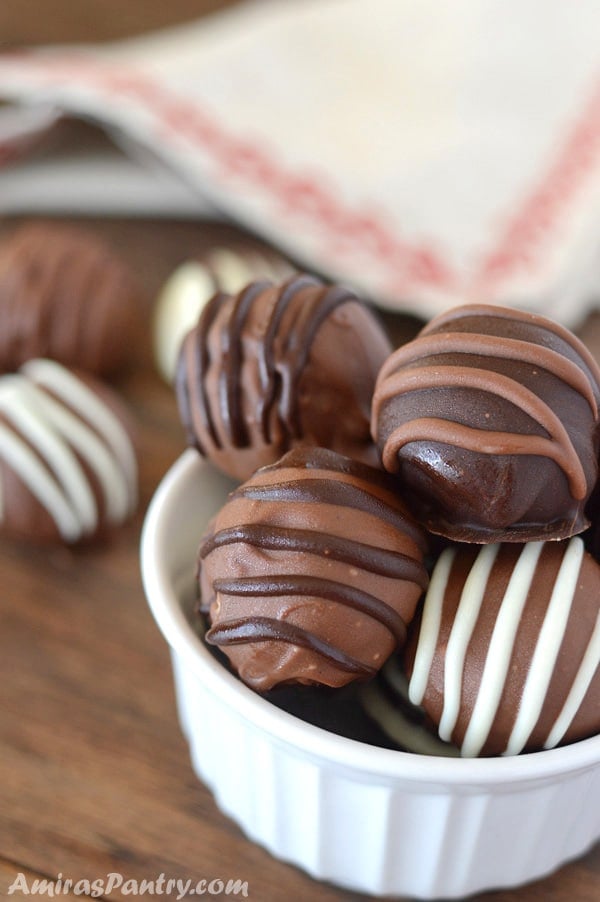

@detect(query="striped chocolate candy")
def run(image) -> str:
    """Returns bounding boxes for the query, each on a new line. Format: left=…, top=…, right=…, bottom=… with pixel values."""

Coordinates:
left=176, top=274, right=391, bottom=481
left=199, top=447, right=428, bottom=691
left=0, top=359, right=138, bottom=544
left=371, top=303, right=600, bottom=542
left=0, top=222, right=142, bottom=378
left=405, top=537, right=600, bottom=756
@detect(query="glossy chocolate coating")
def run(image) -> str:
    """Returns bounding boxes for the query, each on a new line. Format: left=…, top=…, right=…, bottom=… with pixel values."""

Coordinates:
left=0, top=222, right=143, bottom=377
left=176, top=274, right=392, bottom=481
left=404, top=537, right=600, bottom=756
left=199, top=447, right=428, bottom=691
left=0, top=359, right=138, bottom=544
left=371, top=304, right=600, bottom=542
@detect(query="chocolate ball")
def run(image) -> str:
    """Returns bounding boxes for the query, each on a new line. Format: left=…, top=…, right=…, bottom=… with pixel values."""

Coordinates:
left=0, top=358, right=138, bottom=543
left=176, top=274, right=392, bottom=481
left=405, top=537, right=600, bottom=756
left=198, top=447, right=429, bottom=691
left=0, top=222, right=143, bottom=377
left=371, top=303, right=600, bottom=542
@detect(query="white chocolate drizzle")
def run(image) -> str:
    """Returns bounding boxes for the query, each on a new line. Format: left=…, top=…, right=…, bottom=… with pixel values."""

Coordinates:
left=409, top=536, right=596, bottom=757
left=439, top=543, right=500, bottom=741
left=544, top=606, right=600, bottom=750
left=505, top=537, right=583, bottom=755
left=408, top=546, right=455, bottom=706
left=0, top=359, right=137, bottom=542
left=462, top=541, right=544, bottom=756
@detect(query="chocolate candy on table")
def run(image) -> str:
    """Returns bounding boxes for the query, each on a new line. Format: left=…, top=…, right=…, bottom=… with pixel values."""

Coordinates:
left=198, top=447, right=429, bottom=691
left=0, top=358, right=138, bottom=544
left=371, top=303, right=600, bottom=542
left=0, top=222, right=143, bottom=378
left=405, top=537, right=600, bottom=757
left=176, top=273, right=392, bottom=481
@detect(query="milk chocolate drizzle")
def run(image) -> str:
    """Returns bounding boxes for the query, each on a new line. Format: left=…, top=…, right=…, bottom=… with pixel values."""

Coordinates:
left=376, top=332, right=599, bottom=416
left=181, top=275, right=357, bottom=452
left=419, top=303, right=600, bottom=391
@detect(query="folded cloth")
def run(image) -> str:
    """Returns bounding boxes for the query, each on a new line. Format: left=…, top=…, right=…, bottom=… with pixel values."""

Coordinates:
left=1, top=0, right=600, bottom=325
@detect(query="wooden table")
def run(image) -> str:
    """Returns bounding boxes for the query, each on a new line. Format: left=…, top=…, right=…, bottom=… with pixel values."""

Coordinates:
left=0, top=4, right=599, bottom=901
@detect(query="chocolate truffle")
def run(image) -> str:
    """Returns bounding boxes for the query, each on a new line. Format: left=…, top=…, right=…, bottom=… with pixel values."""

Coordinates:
left=405, top=537, right=600, bottom=756
left=154, top=245, right=292, bottom=383
left=198, top=447, right=428, bottom=691
left=176, top=274, right=392, bottom=481
left=371, top=303, right=600, bottom=542
left=0, top=358, right=138, bottom=543
left=0, top=222, right=143, bottom=377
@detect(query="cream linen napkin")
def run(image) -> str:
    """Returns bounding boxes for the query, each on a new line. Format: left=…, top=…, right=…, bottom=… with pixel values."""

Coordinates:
left=1, top=0, right=600, bottom=324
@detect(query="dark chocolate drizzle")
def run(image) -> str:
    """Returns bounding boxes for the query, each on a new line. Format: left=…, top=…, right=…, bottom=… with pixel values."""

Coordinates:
left=256, top=274, right=317, bottom=442
left=183, top=290, right=226, bottom=453
left=183, top=274, right=359, bottom=450
left=230, top=478, right=425, bottom=547
left=220, top=280, right=270, bottom=447
left=268, top=277, right=357, bottom=440
left=205, top=615, right=376, bottom=677
left=208, top=572, right=407, bottom=647
left=263, top=444, right=416, bottom=500
left=200, top=523, right=427, bottom=589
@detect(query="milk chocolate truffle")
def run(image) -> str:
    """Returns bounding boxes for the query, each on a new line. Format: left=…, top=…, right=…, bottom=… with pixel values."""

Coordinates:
left=198, top=447, right=428, bottom=691
left=0, top=222, right=142, bottom=377
left=405, top=537, right=600, bottom=757
left=371, top=304, right=600, bottom=542
left=0, top=358, right=138, bottom=543
left=176, top=274, right=392, bottom=481
left=154, top=245, right=292, bottom=383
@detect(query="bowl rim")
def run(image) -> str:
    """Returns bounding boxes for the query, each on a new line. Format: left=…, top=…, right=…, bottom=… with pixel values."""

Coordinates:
left=141, top=449, right=600, bottom=785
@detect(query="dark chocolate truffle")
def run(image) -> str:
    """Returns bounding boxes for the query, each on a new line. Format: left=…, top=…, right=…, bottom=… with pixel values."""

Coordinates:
left=0, top=358, right=138, bottom=543
left=405, top=537, right=600, bottom=756
left=371, top=304, right=600, bottom=542
left=198, top=447, right=428, bottom=691
left=0, top=222, right=143, bottom=377
left=176, top=274, right=392, bottom=481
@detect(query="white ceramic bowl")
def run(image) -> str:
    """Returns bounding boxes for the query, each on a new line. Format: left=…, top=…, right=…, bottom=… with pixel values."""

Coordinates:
left=140, top=449, right=600, bottom=900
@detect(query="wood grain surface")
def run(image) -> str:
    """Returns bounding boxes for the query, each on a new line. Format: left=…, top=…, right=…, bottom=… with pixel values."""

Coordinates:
left=0, top=3, right=599, bottom=901
left=0, top=0, right=243, bottom=46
